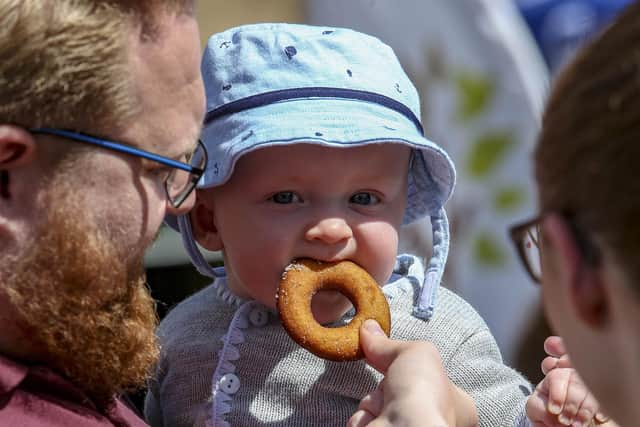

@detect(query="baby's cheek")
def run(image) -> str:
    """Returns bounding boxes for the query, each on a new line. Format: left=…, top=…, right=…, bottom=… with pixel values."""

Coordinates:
left=373, top=239, right=400, bottom=284
left=374, top=260, right=397, bottom=288
left=362, top=245, right=397, bottom=287
left=262, top=273, right=283, bottom=309
left=361, top=252, right=396, bottom=286
left=354, top=222, right=400, bottom=284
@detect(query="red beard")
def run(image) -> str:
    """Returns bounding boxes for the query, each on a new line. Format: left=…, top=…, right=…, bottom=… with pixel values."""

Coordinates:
left=3, top=170, right=159, bottom=406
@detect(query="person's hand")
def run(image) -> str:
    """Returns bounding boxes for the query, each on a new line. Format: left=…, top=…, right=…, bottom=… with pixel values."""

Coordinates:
left=347, top=320, right=478, bottom=427
left=526, top=336, right=616, bottom=427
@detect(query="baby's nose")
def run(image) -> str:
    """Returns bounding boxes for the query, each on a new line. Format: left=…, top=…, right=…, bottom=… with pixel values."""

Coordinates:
left=305, top=217, right=353, bottom=245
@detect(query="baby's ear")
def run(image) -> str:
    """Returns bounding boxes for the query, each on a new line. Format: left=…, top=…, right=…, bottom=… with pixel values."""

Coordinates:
left=190, top=193, right=223, bottom=251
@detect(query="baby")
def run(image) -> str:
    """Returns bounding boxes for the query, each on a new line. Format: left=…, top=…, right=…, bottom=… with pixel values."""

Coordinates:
left=145, top=23, right=532, bottom=427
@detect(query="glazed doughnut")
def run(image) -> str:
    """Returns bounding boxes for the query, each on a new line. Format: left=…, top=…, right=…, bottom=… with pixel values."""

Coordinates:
left=276, top=258, right=391, bottom=361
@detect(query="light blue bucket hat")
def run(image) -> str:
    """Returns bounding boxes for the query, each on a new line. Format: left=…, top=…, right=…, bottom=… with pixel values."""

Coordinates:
left=170, top=23, right=456, bottom=320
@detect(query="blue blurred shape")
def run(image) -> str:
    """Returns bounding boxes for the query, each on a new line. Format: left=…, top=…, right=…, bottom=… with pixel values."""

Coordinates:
left=517, top=0, right=632, bottom=73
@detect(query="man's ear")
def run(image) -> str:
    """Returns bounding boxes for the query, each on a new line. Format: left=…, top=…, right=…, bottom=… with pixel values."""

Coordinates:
left=543, top=214, right=609, bottom=329
left=189, top=191, right=223, bottom=251
left=0, top=125, right=36, bottom=168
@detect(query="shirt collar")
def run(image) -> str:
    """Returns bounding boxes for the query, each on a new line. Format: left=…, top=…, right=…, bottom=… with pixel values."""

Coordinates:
left=0, top=352, right=96, bottom=408
left=0, top=353, right=29, bottom=396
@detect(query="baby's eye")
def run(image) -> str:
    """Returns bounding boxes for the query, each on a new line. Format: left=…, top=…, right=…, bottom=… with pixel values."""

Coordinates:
left=269, top=191, right=302, bottom=204
left=350, top=192, right=380, bottom=205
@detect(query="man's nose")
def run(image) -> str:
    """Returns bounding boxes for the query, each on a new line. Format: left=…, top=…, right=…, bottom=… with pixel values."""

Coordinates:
left=305, top=217, right=353, bottom=245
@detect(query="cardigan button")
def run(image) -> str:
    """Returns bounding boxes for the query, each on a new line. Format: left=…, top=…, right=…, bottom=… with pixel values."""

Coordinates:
left=249, top=307, right=269, bottom=327
left=219, top=373, right=241, bottom=394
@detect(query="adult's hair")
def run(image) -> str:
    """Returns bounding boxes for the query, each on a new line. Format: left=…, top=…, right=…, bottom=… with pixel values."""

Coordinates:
left=535, top=0, right=640, bottom=290
left=0, top=0, right=194, bottom=134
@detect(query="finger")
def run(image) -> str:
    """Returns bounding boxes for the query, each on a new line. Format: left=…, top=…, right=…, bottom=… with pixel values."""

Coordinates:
left=542, top=355, right=573, bottom=374
left=359, top=319, right=404, bottom=374
left=544, top=336, right=567, bottom=358
left=594, top=412, right=610, bottom=424
left=357, top=388, right=384, bottom=417
left=545, top=369, right=572, bottom=416
left=542, top=356, right=561, bottom=375
left=347, top=409, right=375, bottom=427
left=526, top=391, right=566, bottom=427
left=526, top=388, right=548, bottom=423
left=573, top=391, right=600, bottom=426
left=557, top=375, right=590, bottom=426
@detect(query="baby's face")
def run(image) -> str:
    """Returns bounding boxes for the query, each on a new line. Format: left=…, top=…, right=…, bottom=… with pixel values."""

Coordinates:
left=203, top=142, right=410, bottom=323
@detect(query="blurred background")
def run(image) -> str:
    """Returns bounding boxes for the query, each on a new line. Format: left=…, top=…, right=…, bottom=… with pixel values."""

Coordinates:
left=143, top=0, right=632, bottom=386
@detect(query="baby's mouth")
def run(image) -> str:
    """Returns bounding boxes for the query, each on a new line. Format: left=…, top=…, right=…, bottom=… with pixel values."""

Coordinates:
left=279, top=258, right=356, bottom=324
left=310, top=290, right=353, bottom=325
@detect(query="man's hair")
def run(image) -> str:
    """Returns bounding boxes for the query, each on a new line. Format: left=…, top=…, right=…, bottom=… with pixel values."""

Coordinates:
left=0, top=0, right=194, bottom=133
left=535, top=1, right=640, bottom=289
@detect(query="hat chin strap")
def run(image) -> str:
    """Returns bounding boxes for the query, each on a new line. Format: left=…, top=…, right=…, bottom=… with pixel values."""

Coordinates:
left=177, top=208, right=449, bottom=321
left=177, top=214, right=220, bottom=279
left=413, top=208, right=450, bottom=321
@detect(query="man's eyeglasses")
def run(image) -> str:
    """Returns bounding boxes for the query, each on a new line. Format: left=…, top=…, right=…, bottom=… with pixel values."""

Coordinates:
left=509, top=214, right=600, bottom=284
left=509, top=217, right=543, bottom=283
left=31, top=127, right=207, bottom=208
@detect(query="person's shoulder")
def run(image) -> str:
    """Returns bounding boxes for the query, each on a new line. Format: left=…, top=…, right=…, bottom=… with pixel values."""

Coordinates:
left=112, top=398, right=150, bottom=427
left=433, top=286, right=489, bottom=326
left=384, top=255, right=489, bottom=332
left=0, top=386, right=148, bottom=426
left=388, top=284, right=493, bottom=350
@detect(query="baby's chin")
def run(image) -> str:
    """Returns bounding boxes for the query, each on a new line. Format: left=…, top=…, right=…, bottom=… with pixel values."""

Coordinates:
left=310, top=290, right=354, bottom=325
left=255, top=289, right=349, bottom=324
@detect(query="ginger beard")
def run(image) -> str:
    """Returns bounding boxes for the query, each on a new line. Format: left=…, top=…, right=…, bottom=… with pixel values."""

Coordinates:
left=2, top=164, right=159, bottom=406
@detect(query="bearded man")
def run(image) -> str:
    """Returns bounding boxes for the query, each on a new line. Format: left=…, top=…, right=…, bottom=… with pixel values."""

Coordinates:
left=0, top=1, right=206, bottom=425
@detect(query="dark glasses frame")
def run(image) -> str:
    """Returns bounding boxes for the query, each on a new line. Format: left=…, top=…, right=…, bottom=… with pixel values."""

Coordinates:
left=509, top=213, right=601, bottom=284
left=30, top=127, right=207, bottom=208
left=509, top=216, right=543, bottom=283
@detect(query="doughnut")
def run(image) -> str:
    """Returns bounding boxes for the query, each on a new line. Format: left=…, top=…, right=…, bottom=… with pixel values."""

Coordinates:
left=276, top=258, right=391, bottom=361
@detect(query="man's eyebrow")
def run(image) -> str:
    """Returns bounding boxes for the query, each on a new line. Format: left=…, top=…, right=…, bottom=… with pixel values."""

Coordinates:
left=136, top=142, right=194, bottom=169
left=183, top=136, right=201, bottom=158
left=165, top=136, right=200, bottom=162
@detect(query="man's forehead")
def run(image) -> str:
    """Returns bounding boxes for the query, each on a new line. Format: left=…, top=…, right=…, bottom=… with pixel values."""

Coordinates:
left=121, top=12, right=204, bottom=158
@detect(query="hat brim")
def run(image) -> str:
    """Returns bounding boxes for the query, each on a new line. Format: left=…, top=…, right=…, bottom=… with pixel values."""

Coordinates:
left=166, top=98, right=455, bottom=230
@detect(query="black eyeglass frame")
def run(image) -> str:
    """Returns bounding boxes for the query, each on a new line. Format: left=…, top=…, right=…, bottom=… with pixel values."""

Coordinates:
left=509, top=213, right=601, bottom=284
left=30, top=127, right=207, bottom=208
left=509, top=216, right=543, bottom=283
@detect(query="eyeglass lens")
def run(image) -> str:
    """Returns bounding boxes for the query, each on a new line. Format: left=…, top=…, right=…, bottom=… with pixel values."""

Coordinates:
left=521, top=225, right=542, bottom=281
left=166, top=143, right=207, bottom=206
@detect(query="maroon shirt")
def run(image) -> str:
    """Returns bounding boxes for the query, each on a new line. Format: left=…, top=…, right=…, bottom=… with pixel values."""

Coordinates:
left=0, top=354, right=148, bottom=426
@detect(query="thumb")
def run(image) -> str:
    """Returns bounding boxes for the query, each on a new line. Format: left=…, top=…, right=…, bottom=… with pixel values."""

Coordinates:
left=360, top=319, right=402, bottom=374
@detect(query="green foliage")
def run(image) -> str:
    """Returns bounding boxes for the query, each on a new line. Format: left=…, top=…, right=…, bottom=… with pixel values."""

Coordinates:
left=466, top=131, right=515, bottom=178
left=473, top=232, right=506, bottom=267
left=455, top=72, right=495, bottom=122
left=494, top=187, right=525, bottom=213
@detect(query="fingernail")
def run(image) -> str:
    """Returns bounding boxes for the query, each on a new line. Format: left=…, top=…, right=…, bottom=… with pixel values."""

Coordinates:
left=549, top=403, right=562, bottom=415
left=571, top=421, right=582, bottom=427
left=363, top=319, right=384, bottom=336
left=558, top=414, right=572, bottom=425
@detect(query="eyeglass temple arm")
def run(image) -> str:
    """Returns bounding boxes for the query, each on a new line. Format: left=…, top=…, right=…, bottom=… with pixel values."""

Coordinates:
left=31, top=127, right=199, bottom=173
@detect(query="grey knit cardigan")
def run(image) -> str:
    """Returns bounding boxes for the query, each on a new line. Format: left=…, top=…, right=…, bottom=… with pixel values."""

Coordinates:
left=145, top=255, right=532, bottom=427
